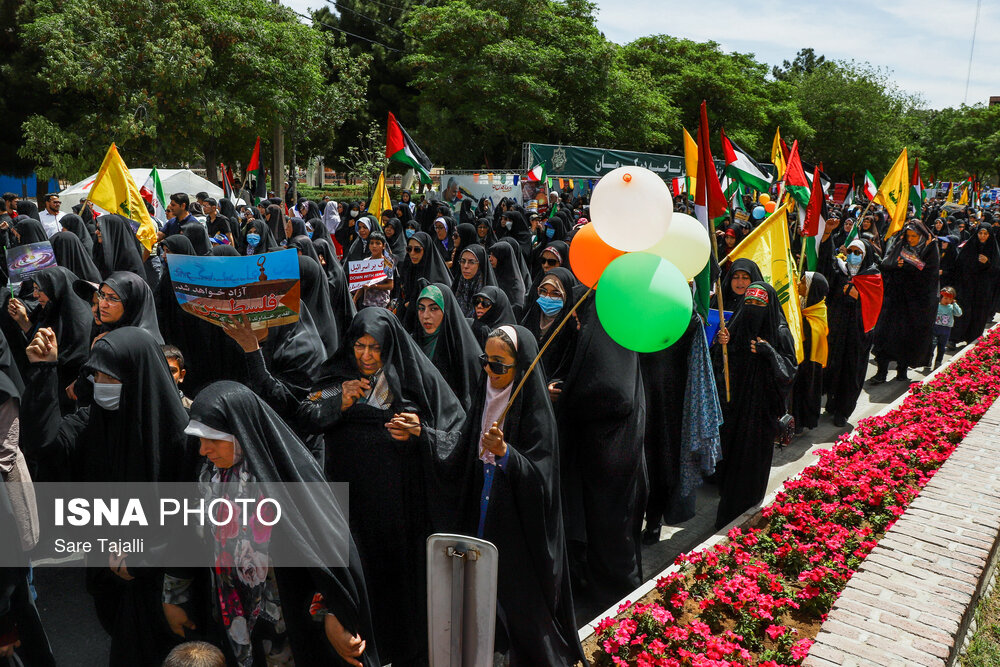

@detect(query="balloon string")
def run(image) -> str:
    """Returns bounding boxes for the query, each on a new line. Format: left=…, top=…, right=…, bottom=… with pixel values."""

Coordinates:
left=496, top=287, right=593, bottom=426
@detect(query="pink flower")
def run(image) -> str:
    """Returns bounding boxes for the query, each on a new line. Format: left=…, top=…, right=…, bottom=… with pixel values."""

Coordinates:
left=765, top=624, right=786, bottom=641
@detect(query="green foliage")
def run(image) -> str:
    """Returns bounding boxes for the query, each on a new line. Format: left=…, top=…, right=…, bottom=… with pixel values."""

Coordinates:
left=911, top=104, right=1000, bottom=183
left=343, top=120, right=389, bottom=197
left=617, top=36, right=811, bottom=158
left=13, top=0, right=368, bottom=181
left=790, top=60, right=920, bottom=180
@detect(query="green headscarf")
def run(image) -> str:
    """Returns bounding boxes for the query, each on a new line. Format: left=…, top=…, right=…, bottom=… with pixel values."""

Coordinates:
left=417, top=284, right=445, bottom=358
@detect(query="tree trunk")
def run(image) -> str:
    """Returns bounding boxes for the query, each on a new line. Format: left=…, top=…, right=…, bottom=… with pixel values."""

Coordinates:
left=272, top=124, right=285, bottom=199
left=204, top=143, right=218, bottom=186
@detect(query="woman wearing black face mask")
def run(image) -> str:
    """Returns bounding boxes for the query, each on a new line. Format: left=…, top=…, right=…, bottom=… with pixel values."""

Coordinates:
left=713, top=282, right=797, bottom=529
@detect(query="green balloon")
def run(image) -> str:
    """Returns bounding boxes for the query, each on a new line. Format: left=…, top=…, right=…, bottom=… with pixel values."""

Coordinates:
left=596, top=252, right=693, bottom=352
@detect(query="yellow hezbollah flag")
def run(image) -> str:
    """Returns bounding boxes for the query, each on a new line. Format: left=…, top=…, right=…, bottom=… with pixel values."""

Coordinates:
left=945, top=182, right=955, bottom=203
left=771, top=127, right=787, bottom=180
left=683, top=128, right=698, bottom=199
left=87, top=144, right=158, bottom=252
left=958, top=185, right=969, bottom=206
left=877, top=147, right=909, bottom=240
left=727, top=201, right=804, bottom=363
left=367, top=171, right=392, bottom=217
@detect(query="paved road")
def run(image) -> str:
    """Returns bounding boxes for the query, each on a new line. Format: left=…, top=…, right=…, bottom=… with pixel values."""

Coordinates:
left=30, top=337, right=974, bottom=665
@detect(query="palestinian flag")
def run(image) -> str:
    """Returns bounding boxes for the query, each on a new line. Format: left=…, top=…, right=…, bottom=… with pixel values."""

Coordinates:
left=910, top=159, right=924, bottom=218
left=386, top=112, right=432, bottom=185
left=783, top=140, right=811, bottom=209
left=247, top=136, right=266, bottom=205
left=802, top=161, right=831, bottom=194
left=694, top=100, right=728, bottom=320
left=863, top=170, right=878, bottom=201
left=525, top=163, right=547, bottom=183
left=844, top=174, right=855, bottom=207
left=721, top=128, right=772, bottom=193
left=221, top=163, right=236, bottom=203
left=802, top=165, right=828, bottom=271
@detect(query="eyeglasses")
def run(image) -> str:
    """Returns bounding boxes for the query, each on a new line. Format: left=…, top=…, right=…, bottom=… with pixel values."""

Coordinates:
left=459, top=258, right=478, bottom=266
left=434, top=224, right=447, bottom=231
left=847, top=249, right=863, bottom=256
left=406, top=246, right=423, bottom=254
left=479, top=354, right=514, bottom=374
left=97, top=291, right=122, bottom=304
left=540, top=258, right=559, bottom=267
left=538, top=287, right=562, bottom=298
left=473, top=297, right=493, bottom=308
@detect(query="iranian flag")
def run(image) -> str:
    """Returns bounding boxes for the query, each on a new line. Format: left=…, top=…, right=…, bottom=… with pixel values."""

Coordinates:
left=246, top=136, right=266, bottom=204
left=386, top=112, right=432, bottom=185
left=525, top=163, right=547, bottom=183
left=863, top=170, right=878, bottom=201
left=721, top=128, right=772, bottom=193
left=783, top=140, right=811, bottom=209
left=671, top=177, right=685, bottom=197
left=910, top=159, right=924, bottom=218
left=140, top=167, right=167, bottom=224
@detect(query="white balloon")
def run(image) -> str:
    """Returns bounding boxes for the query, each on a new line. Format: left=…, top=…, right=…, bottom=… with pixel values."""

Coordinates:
left=643, top=212, right=711, bottom=280
left=589, top=166, right=672, bottom=251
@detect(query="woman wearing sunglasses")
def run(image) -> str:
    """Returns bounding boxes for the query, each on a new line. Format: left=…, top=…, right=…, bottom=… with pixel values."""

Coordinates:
left=396, top=231, right=452, bottom=329
left=468, top=286, right=516, bottom=349
left=406, top=283, right=481, bottom=410
left=453, top=325, right=585, bottom=665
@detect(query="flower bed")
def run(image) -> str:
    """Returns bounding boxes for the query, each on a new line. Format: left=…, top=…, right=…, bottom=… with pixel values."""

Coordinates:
left=587, top=327, right=1000, bottom=666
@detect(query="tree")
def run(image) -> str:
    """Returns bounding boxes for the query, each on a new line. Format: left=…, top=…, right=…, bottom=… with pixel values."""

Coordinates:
left=401, top=0, right=618, bottom=168
left=912, top=105, right=1000, bottom=183
left=772, top=47, right=826, bottom=82
left=791, top=60, right=920, bottom=180
left=14, top=0, right=368, bottom=183
left=618, top=35, right=811, bottom=158
left=312, top=0, right=419, bottom=171
left=343, top=120, right=388, bottom=197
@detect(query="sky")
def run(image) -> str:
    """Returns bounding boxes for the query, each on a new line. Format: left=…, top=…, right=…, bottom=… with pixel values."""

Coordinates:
left=281, top=0, right=997, bottom=109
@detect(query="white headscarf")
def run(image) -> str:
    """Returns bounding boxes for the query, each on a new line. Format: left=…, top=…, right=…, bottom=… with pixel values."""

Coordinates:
left=479, top=326, right=518, bottom=464
left=322, top=200, right=341, bottom=233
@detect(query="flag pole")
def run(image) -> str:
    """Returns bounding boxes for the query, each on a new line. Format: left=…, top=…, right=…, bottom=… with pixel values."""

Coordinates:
left=708, top=223, right=731, bottom=402
left=496, top=287, right=593, bottom=426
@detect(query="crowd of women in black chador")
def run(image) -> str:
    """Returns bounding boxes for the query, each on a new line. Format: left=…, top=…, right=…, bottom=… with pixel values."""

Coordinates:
left=0, top=187, right=993, bottom=666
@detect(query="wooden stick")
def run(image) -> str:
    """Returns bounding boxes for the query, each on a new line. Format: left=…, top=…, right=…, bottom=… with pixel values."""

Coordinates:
left=497, top=287, right=593, bottom=425
left=709, top=231, right=731, bottom=402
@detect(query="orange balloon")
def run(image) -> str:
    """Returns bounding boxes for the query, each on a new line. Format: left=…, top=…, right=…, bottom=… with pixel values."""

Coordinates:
left=758, top=193, right=771, bottom=205
left=764, top=201, right=777, bottom=213
left=570, top=223, right=627, bottom=288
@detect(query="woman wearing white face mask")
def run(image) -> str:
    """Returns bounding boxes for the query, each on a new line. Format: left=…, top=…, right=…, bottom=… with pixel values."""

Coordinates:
left=20, top=325, right=198, bottom=666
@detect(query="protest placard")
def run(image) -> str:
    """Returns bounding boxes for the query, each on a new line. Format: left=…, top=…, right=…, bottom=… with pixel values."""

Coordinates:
left=165, top=249, right=300, bottom=327
left=7, top=242, right=57, bottom=290
left=348, top=257, right=390, bottom=292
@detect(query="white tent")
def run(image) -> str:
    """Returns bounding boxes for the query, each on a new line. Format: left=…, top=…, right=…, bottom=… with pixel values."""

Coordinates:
left=59, top=168, right=224, bottom=204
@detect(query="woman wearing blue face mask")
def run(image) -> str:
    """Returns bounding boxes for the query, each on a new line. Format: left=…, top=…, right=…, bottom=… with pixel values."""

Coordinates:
left=825, top=239, right=883, bottom=426
left=520, top=267, right=580, bottom=385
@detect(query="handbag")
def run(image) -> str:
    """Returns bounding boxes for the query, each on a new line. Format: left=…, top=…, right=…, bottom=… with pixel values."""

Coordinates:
left=776, top=413, right=795, bottom=448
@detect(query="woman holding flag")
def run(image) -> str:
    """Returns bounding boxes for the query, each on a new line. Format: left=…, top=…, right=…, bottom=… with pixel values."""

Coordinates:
left=823, top=240, right=883, bottom=426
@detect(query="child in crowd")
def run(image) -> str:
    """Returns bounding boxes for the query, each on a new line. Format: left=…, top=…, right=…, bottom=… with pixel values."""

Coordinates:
left=926, top=287, right=962, bottom=373
left=162, top=344, right=192, bottom=409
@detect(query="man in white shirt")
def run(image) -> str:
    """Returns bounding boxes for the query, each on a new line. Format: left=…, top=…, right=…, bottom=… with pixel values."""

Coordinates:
left=37, top=193, right=65, bottom=238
